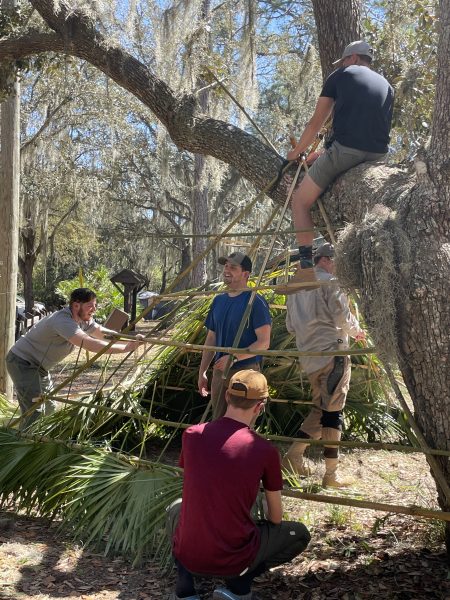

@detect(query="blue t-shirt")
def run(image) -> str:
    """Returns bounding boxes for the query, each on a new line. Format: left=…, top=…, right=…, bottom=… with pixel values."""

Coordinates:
left=205, top=292, right=271, bottom=367
left=321, top=65, right=394, bottom=153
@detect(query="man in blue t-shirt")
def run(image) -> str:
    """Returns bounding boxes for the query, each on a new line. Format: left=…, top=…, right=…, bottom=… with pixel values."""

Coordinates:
left=286, top=40, right=394, bottom=287
left=198, top=252, right=272, bottom=419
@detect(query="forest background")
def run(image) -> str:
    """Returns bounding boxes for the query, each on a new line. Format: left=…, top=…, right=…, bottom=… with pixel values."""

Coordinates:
left=1, top=0, right=437, bottom=311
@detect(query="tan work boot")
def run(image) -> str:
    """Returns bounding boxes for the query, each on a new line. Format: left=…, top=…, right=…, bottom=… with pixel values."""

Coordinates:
left=275, top=267, right=320, bottom=295
left=321, top=428, right=354, bottom=488
left=281, top=442, right=313, bottom=477
left=322, top=457, right=354, bottom=488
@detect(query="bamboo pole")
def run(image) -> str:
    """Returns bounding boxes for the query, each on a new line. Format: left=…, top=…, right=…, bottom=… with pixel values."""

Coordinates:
left=22, top=395, right=450, bottom=458
left=200, top=159, right=307, bottom=421
left=142, top=279, right=335, bottom=301
left=203, top=65, right=279, bottom=154
left=105, top=334, right=377, bottom=358
left=281, top=489, right=450, bottom=522
left=382, top=365, right=450, bottom=505
left=10, top=163, right=297, bottom=428
left=14, top=431, right=183, bottom=473
left=145, top=226, right=335, bottom=239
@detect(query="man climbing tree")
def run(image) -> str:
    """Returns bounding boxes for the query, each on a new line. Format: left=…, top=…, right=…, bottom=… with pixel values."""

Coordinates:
left=286, top=40, right=394, bottom=286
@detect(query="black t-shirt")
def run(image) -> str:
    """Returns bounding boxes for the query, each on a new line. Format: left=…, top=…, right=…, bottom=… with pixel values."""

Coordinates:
left=321, top=65, right=394, bottom=153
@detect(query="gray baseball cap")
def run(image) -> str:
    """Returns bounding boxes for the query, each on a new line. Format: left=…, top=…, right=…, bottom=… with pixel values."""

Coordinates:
left=218, top=252, right=252, bottom=272
left=314, top=243, right=335, bottom=259
left=332, top=40, right=374, bottom=66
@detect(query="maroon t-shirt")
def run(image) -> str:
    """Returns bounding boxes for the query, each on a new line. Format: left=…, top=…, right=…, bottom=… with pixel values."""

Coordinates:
left=172, top=417, right=283, bottom=576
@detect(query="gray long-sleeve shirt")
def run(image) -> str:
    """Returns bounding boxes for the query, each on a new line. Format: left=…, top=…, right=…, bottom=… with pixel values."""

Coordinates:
left=286, top=267, right=362, bottom=374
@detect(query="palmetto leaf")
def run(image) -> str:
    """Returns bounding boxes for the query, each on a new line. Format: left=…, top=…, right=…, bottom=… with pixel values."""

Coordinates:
left=0, top=428, right=182, bottom=566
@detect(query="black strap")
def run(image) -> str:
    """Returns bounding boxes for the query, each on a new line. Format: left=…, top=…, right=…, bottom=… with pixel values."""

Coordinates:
left=272, top=159, right=290, bottom=191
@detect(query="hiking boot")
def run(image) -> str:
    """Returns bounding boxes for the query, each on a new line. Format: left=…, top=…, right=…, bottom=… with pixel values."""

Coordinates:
left=322, top=456, right=354, bottom=488
left=213, top=588, right=255, bottom=600
left=274, top=267, right=320, bottom=295
left=281, top=454, right=313, bottom=478
left=322, top=473, right=354, bottom=488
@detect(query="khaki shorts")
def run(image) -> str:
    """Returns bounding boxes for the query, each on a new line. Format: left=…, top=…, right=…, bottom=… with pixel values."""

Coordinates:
left=308, top=141, right=386, bottom=190
left=300, top=356, right=351, bottom=439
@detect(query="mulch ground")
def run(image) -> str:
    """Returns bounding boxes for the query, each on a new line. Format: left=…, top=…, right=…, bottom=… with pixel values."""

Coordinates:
left=1, top=448, right=449, bottom=600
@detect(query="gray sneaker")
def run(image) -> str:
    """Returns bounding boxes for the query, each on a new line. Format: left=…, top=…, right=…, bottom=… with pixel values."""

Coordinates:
left=212, top=588, right=253, bottom=600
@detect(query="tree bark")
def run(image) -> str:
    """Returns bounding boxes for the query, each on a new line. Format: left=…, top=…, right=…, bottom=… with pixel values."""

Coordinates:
left=0, top=0, right=20, bottom=399
left=312, top=0, right=362, bottom=78
left=18, top=218, right=37, bottom=312
left=191, top=153, right=209, bottom=287
left=190, top=0, right=212, bottom=288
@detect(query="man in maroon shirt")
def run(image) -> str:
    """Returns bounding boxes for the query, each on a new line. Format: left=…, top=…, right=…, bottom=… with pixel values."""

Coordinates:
left=167, top=370, right=310, bottom=600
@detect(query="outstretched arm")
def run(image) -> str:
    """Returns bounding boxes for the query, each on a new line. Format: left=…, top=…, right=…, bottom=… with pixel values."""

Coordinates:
left=328, top=286, right=365, bottom=340
left=287, top=97, right=334, bottom=160
left=198, top=329, right=216, bottom=396
left=68, top=331, right=140, bottom=354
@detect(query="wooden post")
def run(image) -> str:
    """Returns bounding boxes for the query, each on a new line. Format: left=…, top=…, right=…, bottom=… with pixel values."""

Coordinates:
left=0, top=0, right=20, bottom=399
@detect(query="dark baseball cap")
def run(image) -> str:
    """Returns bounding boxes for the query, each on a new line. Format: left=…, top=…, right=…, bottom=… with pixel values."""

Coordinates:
left=314, top=243, right=335, bottom=259
left=332, top=40, right=374, bottom=66
left=218, top=252, right=252, bottom=272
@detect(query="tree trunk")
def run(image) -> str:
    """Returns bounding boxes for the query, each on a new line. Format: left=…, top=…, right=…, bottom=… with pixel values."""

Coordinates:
left=19, top=223, right=37, bottom=313
left=0, top=0, right=20, bottom=398
left=408, top=0, right=450, bottom=546
left=190, top=0, right=211, bottom=288
left=191, top=153, right=209, bottom=287
left=18, top=252, right=36, bottom=315
left=312, top=0, right=361, bottom=78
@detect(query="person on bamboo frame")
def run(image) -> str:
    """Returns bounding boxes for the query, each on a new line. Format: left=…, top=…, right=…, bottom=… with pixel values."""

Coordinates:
left=198, top=252, right=272, bottom=420
left=6, top=287, right=141, bottom=429
left=286, top=40, right=394, bottom=288
left=282, top=243, right=366, bottom=487
left=167, top=370, right=311, bottom=600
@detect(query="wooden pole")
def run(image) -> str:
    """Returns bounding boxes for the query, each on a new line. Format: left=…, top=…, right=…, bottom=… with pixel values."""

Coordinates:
left=14, top=396, right=450, bottom=458
left=6, top=427, right=450, bottom=522
left=106, top=333, right=376, bottom=358
left=281, top=489, right=450, bottom=522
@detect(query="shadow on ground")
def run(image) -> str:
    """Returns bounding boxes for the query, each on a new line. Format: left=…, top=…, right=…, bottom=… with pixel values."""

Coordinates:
left=0, top=513, right=449, bottom=600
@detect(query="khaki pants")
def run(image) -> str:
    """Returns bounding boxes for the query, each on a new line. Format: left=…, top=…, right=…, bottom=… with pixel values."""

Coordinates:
left=300, top=356, right=351, bottom=439
left=6, top=351, right=55, bottom=430
left=210, top=361, right=261, bottom=420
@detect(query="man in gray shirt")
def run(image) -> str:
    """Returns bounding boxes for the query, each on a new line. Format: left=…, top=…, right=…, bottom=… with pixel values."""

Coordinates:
left=6, top=288, right=140, bottom=428
left=282, top=244, right=365, bottom=487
